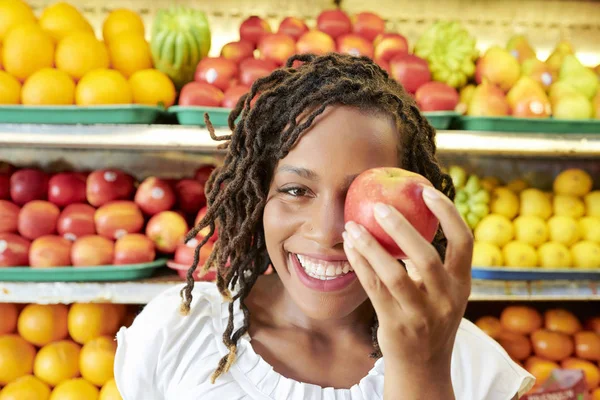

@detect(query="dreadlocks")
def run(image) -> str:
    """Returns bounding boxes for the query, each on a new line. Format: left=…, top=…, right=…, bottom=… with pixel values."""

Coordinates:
left=180, top=52, right=455, bottom=384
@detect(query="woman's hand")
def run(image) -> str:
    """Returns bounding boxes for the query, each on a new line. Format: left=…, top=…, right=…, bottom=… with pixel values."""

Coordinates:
left=342, top=186, right=473, bottom=399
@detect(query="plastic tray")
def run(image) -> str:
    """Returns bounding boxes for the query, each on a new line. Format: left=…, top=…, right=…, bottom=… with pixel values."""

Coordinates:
left=166, top=260, right=216, bottom=281
left=472, top=266, right=600, bottom=281
left=0, top=105, right=164, bottom=125
left=455, top=116, right=600, bottom=134
left=422, top=111, right=459, bottom=130
left=0, top=259, right=167, bottom=282
left=169, top=106, right=232, bottom=127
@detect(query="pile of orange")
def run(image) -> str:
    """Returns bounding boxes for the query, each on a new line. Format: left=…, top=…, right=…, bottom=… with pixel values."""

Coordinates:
left=0, top=302, right=136, bottom=399
left=476, top=306, right=600, bottom=397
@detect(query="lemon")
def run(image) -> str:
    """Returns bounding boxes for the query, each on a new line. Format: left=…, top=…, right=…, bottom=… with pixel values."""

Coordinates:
left=513, top=215, right=548, bottom=247
left=55, top=31, right=110, bottom=81
left=102, top=9, right=145, bottom=45
left=503, top=241, right=538, bottom=267
left=472, top=242, right=504, bottom=267
left=0, top=375, right=51, bottom=400
left=474, top=214, right=515, bottom=247
left=76, top=69, right=132, bottom=106
left=553, top=168, right=593, bottom=197
left=570, top=241, right=600, bottom=269
left=520, top=188, right=553, bottom=220
left=548, top=215, right=580, bottom=246
left=107, top=32, right=153, bottom=78
left=490, top=187, right=520, bottom=220
left=538, top=242, right=572, bottom=268
left=584, top=191, right=600, bottom=217
left=0, top=70, right=21, bottom=104
left=579, top=216, right=600, bottom=243
left=0, top=0, right=36, bottom=42
left=2, top=23, right=55, bottom=82
left=39, top=2, right=93, bottom=42
left=129, top=69, right=176, bottom=107
left=21, top=68, right=76, bottom=105
left=506, top=178, right=529, bottom=193
left=553, top=194, right=585, bottom=218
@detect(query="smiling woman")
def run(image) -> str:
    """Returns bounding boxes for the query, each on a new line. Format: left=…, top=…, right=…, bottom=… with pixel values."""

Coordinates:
left=114, top=53, right=534, bottom=400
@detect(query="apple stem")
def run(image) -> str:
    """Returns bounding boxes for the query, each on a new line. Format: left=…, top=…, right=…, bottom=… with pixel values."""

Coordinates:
left=333, top=0, right=342, bottom=8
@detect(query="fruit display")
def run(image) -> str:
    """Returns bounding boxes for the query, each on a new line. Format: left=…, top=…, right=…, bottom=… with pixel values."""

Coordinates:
left=448, top=166, right=491, bottom=229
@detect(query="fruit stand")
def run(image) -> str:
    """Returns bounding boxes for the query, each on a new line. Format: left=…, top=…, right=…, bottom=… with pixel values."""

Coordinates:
left=0, top=0, right=599, bottom=398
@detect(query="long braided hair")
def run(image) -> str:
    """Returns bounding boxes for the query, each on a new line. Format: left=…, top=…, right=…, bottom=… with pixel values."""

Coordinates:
left=179, top=53, right=455, bottom=383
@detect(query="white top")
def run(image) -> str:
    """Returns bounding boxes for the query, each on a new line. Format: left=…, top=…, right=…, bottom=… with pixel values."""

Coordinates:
left=114, top=282, right=535, bottom=400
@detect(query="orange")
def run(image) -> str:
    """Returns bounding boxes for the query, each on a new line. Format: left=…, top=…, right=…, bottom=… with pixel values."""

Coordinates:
left=68, top=303, right=120, bottom=345
left=2, top=23, right=55, bottom=82
left=562, top=357, right=600, bottom=389
left=574, top=331, right=600, bottom=361
left=0, top=303, right=18, bottom=334
left=500, top=305, right=543, bottom=335
left=102, top=9, right=144, bottom=45
left=475, top=316, right=503, bottom=339
left=0, top=375, right=51, bottom=400
left=79, top=336, right=116, bottom=386
left=39, top=2, right=93, bottom=43
left=17, top=304, right=69, bottom=347
left=34, top=340, right=81, bottom=387
left=593, top=388, right=600, bottom=400
left=586, top=317, right=600, bottom=334
left=55, top=32, right=109, bottom=81
left=531, top=329, right=574, bottom=361
left=49, top=378, right=98, bottom=400
left=497, top=331, right=532, bottom=361
left=545, top=308, right=583, bottom=335
left=99, top=378, right=122, bottom=400
left=525, top=356, right=559, bottom=388
left=0, top=71, right=20, bottom=104
left=0, top=334, right=36, bottom=385
left=0, top=0, right=36, bottom=42
left=107, top=32, right=153, bottom=78
left=129, top=69, right=176, bottom=107
left=75, top=69, right=132, bottom=106
left=111, top=304, right=126, bottom=329
left=21, top=68, right=76, bottom=105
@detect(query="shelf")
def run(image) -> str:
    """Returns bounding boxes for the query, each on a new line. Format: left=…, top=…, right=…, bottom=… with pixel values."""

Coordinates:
left=470, top=280, right=600, bottom=301
left=1, top=124, right=599, bottom=157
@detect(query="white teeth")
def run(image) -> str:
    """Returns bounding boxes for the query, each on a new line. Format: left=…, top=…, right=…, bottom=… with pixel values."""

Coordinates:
left=316, top=265, right=325, bottom=275
left=295, top=254, right=352, bottom=281
left=343, top=265, right=350, bottom=274
left=335, top=265, right=342, bottom=275
left=325, top=265, right=336, bottom=276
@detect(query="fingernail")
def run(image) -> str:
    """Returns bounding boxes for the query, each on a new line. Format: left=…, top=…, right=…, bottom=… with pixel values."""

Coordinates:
left=345, top=221, right=362, bottom=239
left=422, top=186, right=440, bottom=201
left=342, top=232, right=354, bottom=248
left=374, top=203, right=391, bottom=218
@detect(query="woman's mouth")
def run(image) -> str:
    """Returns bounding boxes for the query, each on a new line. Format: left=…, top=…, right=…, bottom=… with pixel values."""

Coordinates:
left=289, top=253, right=357, bottom=292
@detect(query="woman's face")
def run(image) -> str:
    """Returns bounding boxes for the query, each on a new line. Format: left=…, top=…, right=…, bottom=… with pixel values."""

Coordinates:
left=263, top=106, right=399, bottom=320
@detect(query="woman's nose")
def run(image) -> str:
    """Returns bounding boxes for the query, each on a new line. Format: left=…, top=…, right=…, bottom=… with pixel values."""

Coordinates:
left=306, top=196, right=345, bottom=249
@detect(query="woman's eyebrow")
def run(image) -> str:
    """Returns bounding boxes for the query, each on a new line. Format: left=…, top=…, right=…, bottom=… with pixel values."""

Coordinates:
left=276, top=165, right=319, bottom=181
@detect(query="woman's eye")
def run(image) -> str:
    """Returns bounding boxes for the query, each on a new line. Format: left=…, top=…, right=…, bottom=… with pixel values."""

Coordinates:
left=280, top=187, right=308, bottom=197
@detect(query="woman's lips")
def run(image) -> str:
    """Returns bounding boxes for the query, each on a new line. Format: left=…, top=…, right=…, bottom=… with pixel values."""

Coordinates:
left=289, top=253, right=357, bottom=292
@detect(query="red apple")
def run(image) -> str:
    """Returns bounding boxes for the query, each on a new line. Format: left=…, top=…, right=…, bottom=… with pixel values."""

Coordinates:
left=352, top=12, right=385, bottom=42
left=220, top=41, right=255, bottom=64
left=239, top=58, right=277, bottom=87
left=415, top=82, right=460, bottom=112
left=0, top=174, right=9, bottom=200
left=48, top=172, right=87, bottom=207
left=373, top=33, right=409, bottom=65
left=258, top=33, right=296, bottom=66
left=194, top=57, right=239, bottom=92
left=194, top=165, right=215, bottom=183
left=0, top=200, right=19, bottom=233
left=317, top=9, right=352, bottom=39
left=71, top=235, right=114, bottom=267
left=10, top=168, right=49, bottom=205
left=278, top=17, right=309, bottom=41
left=113, top=233, right=155, bottom=265
left=86, top=169, right=135, bottom=207
left=146, top=211, right=189, bottom=253
left=0, top=161, right=15, bottom=176
left=389, top=54, right=431, bottom=94
left=178, top=82, right=225, bottom=107
left=344, top=167, right=439, bottom=259
left=57, top=203, right=96, bottom=241
left=0, top=233, right=30, bottom=267
left=336, top=34, right=374, bottom=58
left=195, top=206, right=218, bottom=243
left=175, top=179, right=206, bottom=215
left=18, top=200, right=60, bottom=240
left=95, top=201, right=144, bottom=240
left=29, top=235, right=72, bottom=268
left=240, top=16, right=272, bottom=47
left=296, top=31, right=335, bottom=55
left=134, top=177, right=176, bottom=216
left=222, top=84, right=250, bottom=109
left=173, top=239, right=214, bottom=267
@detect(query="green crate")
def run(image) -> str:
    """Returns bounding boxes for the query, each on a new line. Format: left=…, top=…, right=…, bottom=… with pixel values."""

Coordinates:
left=170, top=106, right=232, bottom=127
left=0, top=105, right=164, bottom=125
left=455, top=116, right=600, bottom=133
left=422, top=111, right=460, bottom=130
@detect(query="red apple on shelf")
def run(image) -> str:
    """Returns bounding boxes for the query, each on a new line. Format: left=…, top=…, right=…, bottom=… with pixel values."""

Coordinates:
left=278, top=17, right=309, bottom=41
left=389, top=54, right=431, bottom=94
left=48, top=172, right=87, bottom=208
left=113, top=233, right=156, bottom=265
left=57, top=203, right=96, bottom=241
left=222, top=84, right=251, bottom=109
left=220, top=41, right=255, bottom=64
left=344, top=167, right=439, bottom=259
left=175, top=179, right=206, bottom=215
left=0, top=233, right=30, bottom=267
left=195, top=206, right=218, bottom=243
left=95, top=201, right=144, bottom=240
left=317, top=9, right=352, bottom=39
left=0, top=174, right=9, bottom=200
left=239, top=58, right=278, bottom=87
left=352, top=12, right=385, bottom=42
left=134, top=177, right=176, bottom=216
left=415, top=82, right=460, bottom=112
left=296, top=31, right=335, bottom=55
left=240, top=16, right=272, bottom=47
left=194, top=165, right=215, bottom=183
left=374, top=33, right=409, bottom=65
left=18, top=200, right=60, bottom=240
left=194, top=57, right=239, bottom=92
left=258, top=33, right=297, bottom=66
left=0, top=200, right=19, bottom=233
left=146, top=211, right=188, bottom=253
left=336, top=33, right=374, bottom=58
left=29, top=235, right=73, bottom=268
left=71, top=235, right=114, bottom=267
left=86, top=169, right=135, bottom=207
left=10, top=168, right=50, bottom=205
left=178, top=82, right=225, bottom=107
left=173, top=239, right=214, bottom=267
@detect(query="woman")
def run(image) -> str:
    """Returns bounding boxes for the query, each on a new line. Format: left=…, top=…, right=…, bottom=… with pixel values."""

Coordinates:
left=115, top=53, right=534, bottom=399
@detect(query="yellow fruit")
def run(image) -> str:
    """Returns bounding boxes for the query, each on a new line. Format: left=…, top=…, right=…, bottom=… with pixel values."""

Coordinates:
left=39, top=2, right=93, bottom=42
left=553, top=194, right=586, bottom=218
left=475, top=214, right=515, bottom=247
left=75, top=69, right=132, bottom=106
left=520, top=188, right=553, bottom=220
left=538, top=242, right=573, bottom=268
left=129, top=69, right=176, bottom=107
left=18, top=304, right=69, bottom=347
left=580, top=216, right=600, bottom=243
left=108, top=32, right=153, bottom=78
left=570, top=241, right=600, bottom=269
left=503, top=241, right=539, bottom=268
left=513, top=215, right=549, bottom=247
left=481, top=176, right=501, bottom=192
left=79, top=336, right=116, bottom=387
left=34, top=340, right=81, bottom=387
left=55, top=32, right=110, bottom=81
left=490, top=187, right=520, bottom=220
left=0, top=334, right=36, bottom=385
left=548, top=215, right=580, bottom=246
left=0, top=0, right=36, bottom=42
left=68, top=303, right=120, bottom=345
left=553, top=168, right=593, bottom=197
left=2, top=24, right=55, bottom=82
left=99, top=379, right=122, bottom=400
left=102, top=9, right=144, bottom=45
left=472, top=241, right=504, bottom=266
left=506, top=178, right=529, bottom=193
left=0, top=70, right=21, bottom=104
left=585, top=191, right=600, bottom=217
left=0, top=375, right=51, bottom=400
left=49, top=378, right=98, bottom=400
left=22, top=68, right=76, bottom=105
